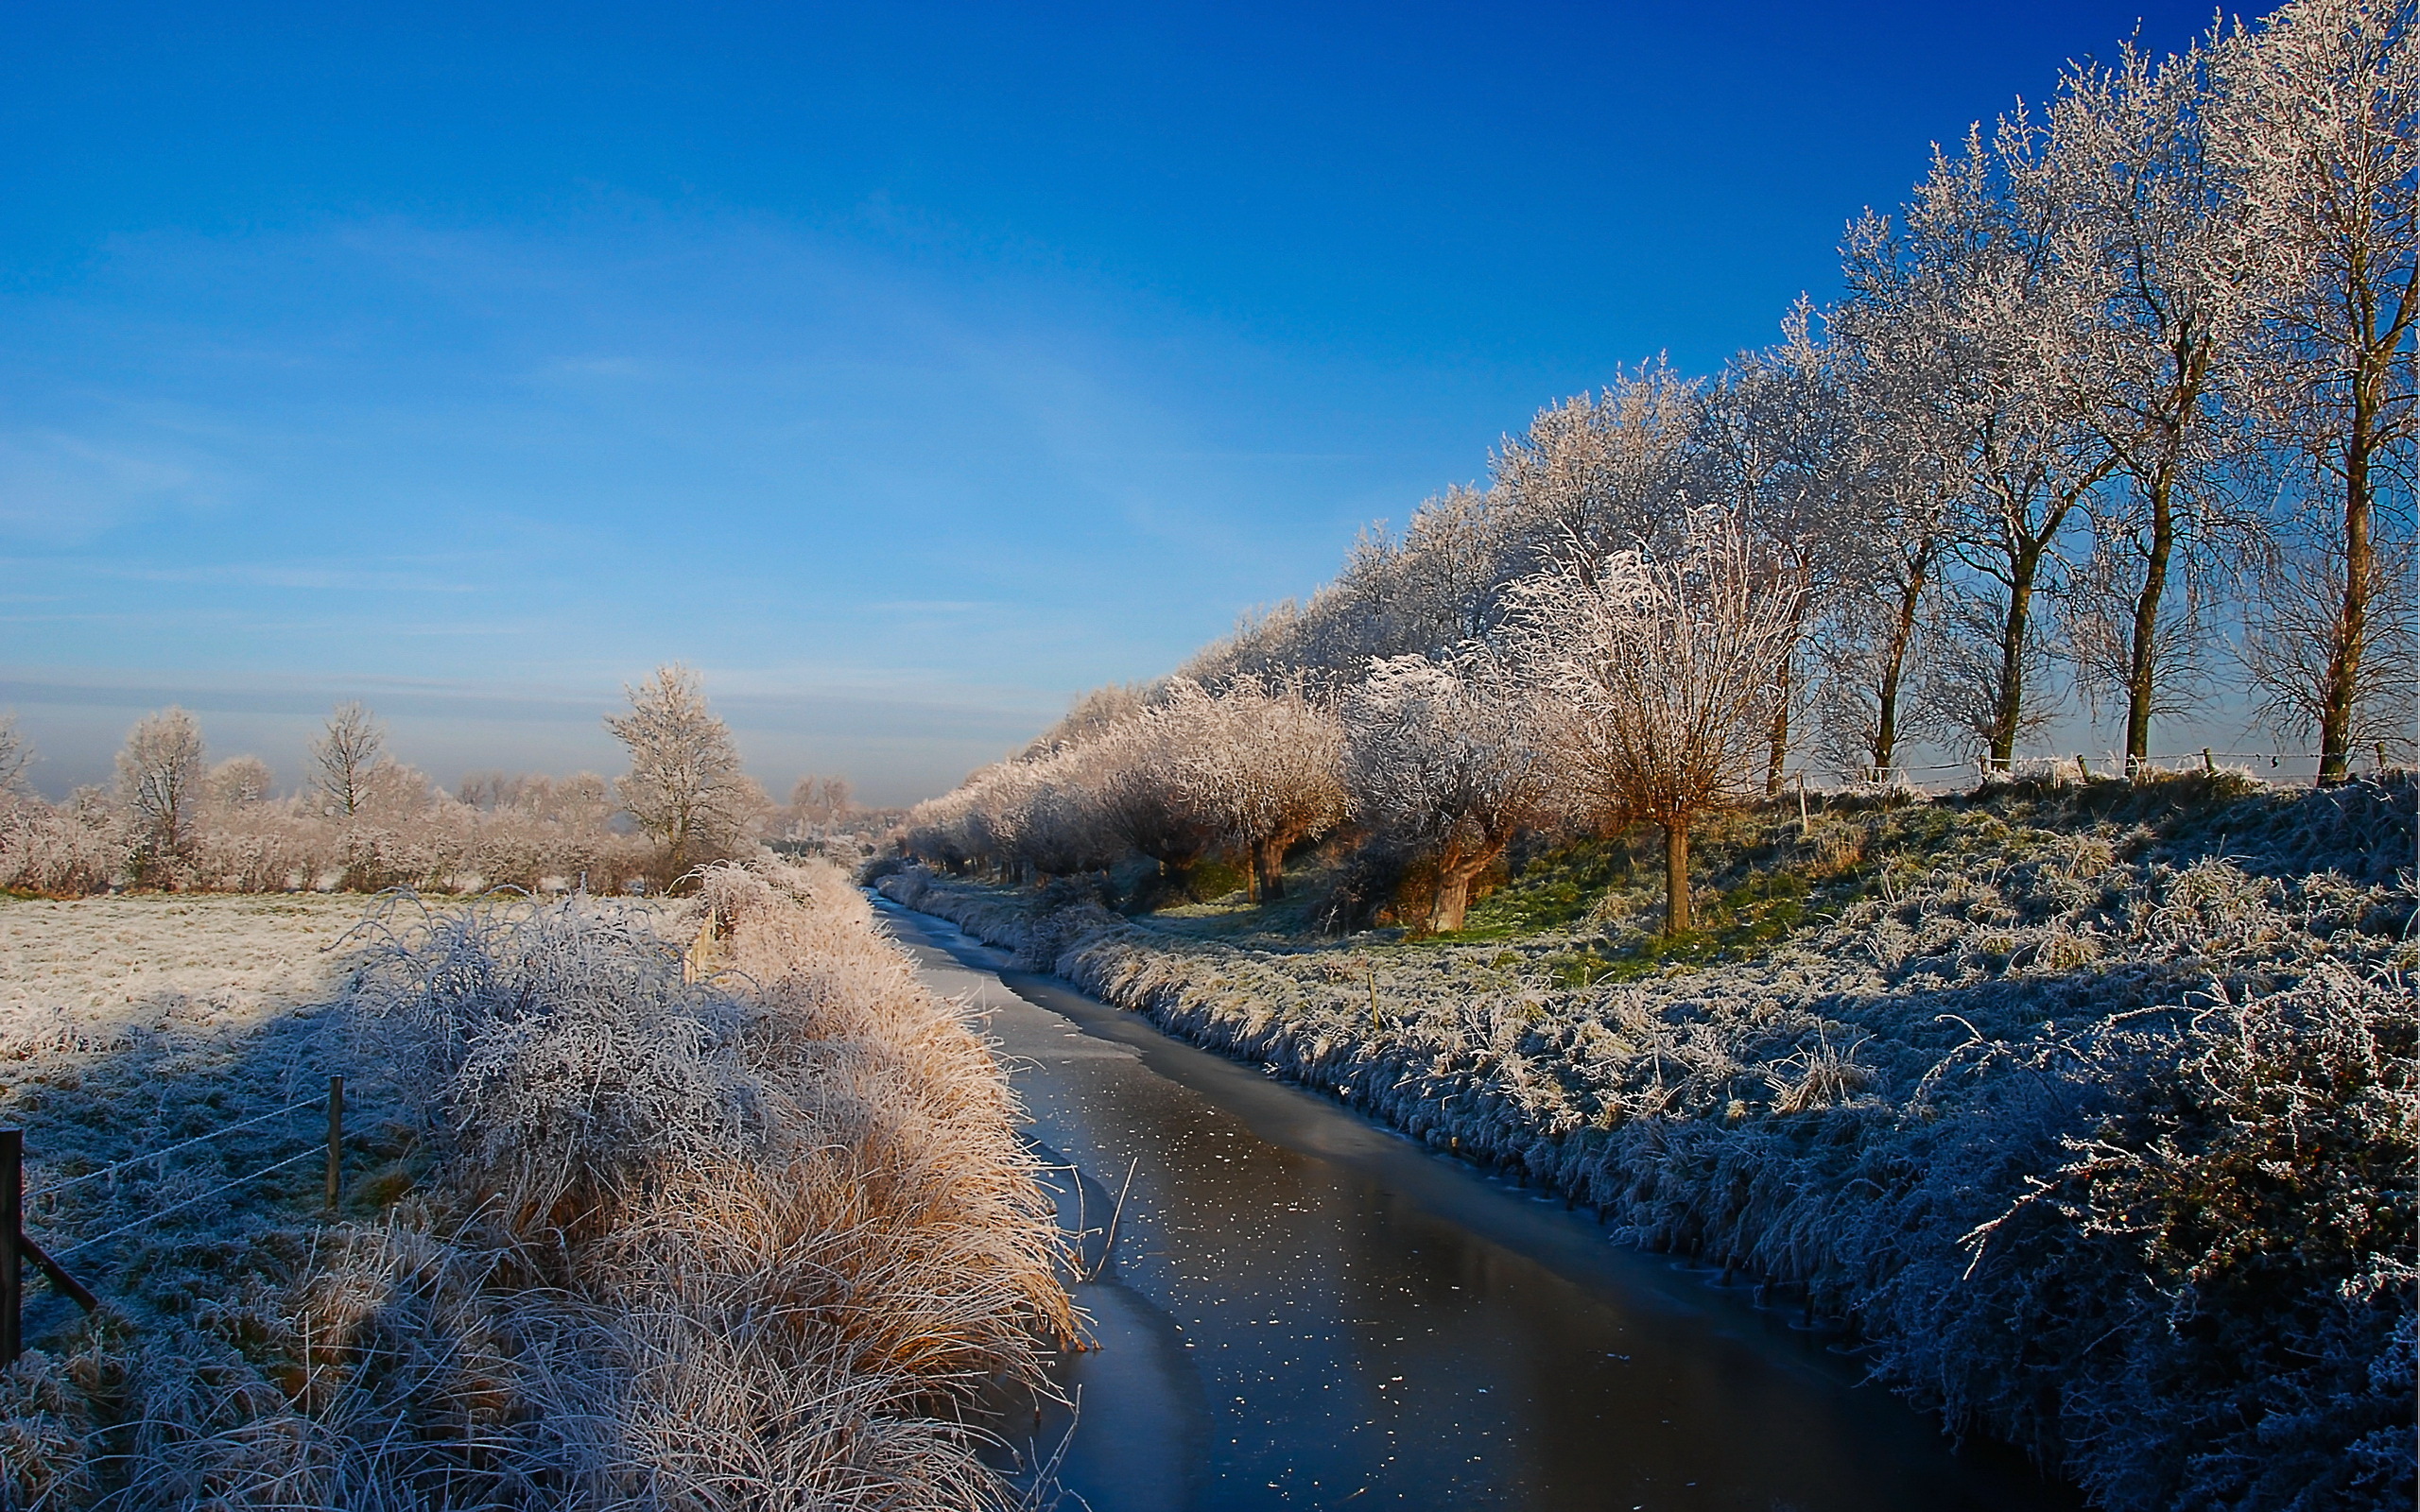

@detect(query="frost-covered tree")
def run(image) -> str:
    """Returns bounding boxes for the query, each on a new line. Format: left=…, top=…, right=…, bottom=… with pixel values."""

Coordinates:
left=2212, top=0, right=2416, bottom=781
left=117, top=706, right=206, bottom=870
left=606, top=665, right=766, bottom=878
left=2054, top=33, right=2257, bottom=769
left=1490, top=358, right=1699, bottom=583
left=1345, top=647, right=1559, bottom=932
left=204, top=755, right=276, bottom=809
left=1846, top=112, right=2122, bottom=770
left=1506, top=514, right=1803, bottom=935
left=1163, top=674, right=1351, bottom=901
left=1813, top=296, right=1960, bottom=781
left=309, top=701, right=387, bottom=817
left=1693, top=302, right=1869, bottom=790
left=1086, top=711, right=1223, bottom=892
left=0, top=713, right=31, bottom=795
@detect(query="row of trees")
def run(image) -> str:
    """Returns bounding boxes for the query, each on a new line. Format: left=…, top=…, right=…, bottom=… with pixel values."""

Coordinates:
left=0, top=667, right=859, bottom=894
left=905, top=516, right=1796, bottom=933
left=903, top=0, right=2413, bottom=933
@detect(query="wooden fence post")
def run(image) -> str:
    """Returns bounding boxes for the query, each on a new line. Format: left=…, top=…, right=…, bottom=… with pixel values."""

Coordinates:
left=324, top=1075, right=344, bottom=1213
left=2, top=1129, right=21, bottom=1363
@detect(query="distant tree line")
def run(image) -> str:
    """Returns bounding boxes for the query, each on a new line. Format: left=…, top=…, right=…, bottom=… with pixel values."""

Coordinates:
left=902, top=0, right=2414, bottom=933
left=0, top=666, right=866, bottom=896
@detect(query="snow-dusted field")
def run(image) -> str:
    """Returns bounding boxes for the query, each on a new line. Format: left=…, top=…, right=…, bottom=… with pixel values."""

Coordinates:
left=0, top=892, right=367, bottom=1040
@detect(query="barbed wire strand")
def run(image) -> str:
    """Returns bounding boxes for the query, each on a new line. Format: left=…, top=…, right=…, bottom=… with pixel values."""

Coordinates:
left=49, top=1146, right=321, bottom=1261
left=25, top=1093, right=328, bottom=1204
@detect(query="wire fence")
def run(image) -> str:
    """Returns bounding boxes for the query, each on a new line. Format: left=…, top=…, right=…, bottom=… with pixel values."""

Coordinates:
left=1, top=1075, right=344, bottom=1360
left=1806, top=742, right=2411, bottom=797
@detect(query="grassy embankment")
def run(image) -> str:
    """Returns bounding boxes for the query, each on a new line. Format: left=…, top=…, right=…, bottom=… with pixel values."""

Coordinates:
left=0, top=861, right=1074, bottom=1510
left=876, top=771, right=2416, bottom=1512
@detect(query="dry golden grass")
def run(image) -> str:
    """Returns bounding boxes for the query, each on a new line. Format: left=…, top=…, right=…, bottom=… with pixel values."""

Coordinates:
left=0, top=863, right=1073, bottom=1510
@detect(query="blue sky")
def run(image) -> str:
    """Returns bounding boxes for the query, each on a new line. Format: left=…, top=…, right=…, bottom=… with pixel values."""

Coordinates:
left=2, top=0, right=2245, bottom=803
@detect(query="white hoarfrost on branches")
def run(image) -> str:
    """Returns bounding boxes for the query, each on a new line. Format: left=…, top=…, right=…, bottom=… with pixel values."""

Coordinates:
left=1161, top=673, right=1352, bottom=902
left=114, top=706, right=206, bottom=877
left=1505, top=514, right=1804, bottom=935
left=605, top=663, right=769, bottom=880
left=308, top=700, right=388, bottom=817
left=1345, top=648, right=1557, bottom=932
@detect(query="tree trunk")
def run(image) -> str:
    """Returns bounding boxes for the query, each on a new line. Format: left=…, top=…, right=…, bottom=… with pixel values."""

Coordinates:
left=1989, top=541, right=2044, bottom=773
left=1252, top=836, right=1288, bottom=902
left=1871, top=542, right=1933, bottom=780
left=1765, top=651, right=1793, bottom=797
left=2123, top=472, right=2177, bottom=772
left=1426, top=840, right=1504, bottom=935
left=2319, top=354, right=2381, bottom=785
left=1662, top=819, right=1692, bottom=936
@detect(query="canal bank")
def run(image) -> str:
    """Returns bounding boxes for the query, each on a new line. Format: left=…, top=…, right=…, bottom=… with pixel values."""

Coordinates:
left=877, top=897, right=2076, bottom=1512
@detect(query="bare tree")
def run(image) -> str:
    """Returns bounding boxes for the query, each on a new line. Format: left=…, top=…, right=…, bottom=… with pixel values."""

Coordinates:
left=2242, top=507, right=2417, bottom=763
left=1814, top=300, right=1960, bottom=780
left=606, top=665, right=766, bottom=877
left=117, top=707, right=206, bottom=870
left=204, top=755, right=277, bottom=809
left=1692, top=301, right=1867, bottom=791
left=1345, top=648, right=1559, bottom=933
left=1162, top=674, right=1352, bottom=902
left=1505, top=513, right=1803, bottom=936
left=786, top=775, right=856, bottom=830
left=2052, top=31, right=2281, bottom=772
left=310, top=702, right=388, bottom=817
left=0, top=713, right=32, bottom=795
left=1490, top=358, right=1700, bottom=583
left=1846, top=112, right=2123, bottom=771
left=2213, top=0, right=2416, bottom=782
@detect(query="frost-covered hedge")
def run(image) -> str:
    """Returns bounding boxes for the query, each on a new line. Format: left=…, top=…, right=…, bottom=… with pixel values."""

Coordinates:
left=0, top=786, right=663, bottom=897
left=879, top=776, right=2416, bottom=1512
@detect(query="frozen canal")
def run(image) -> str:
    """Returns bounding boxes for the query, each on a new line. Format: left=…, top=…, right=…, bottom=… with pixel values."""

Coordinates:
left=876, top=899, right=2076, bottom=1512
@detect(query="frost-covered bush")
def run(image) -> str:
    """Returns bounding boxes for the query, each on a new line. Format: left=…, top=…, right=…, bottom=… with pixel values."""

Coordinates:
left=0, top=863, right=1073, bottom=1509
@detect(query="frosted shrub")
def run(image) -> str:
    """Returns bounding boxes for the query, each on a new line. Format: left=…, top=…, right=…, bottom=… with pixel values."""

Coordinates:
left=0, top=858, right=1071, bottom=1509
left=345, top=892, right=758, bottom=1235
left=0, top=793, right=121, bottom=896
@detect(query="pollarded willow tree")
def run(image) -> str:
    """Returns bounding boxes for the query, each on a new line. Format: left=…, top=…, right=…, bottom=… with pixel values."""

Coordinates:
left=1505, top=513, right=1803, bottom=936
left=605, top=664, right=768, bottom=881
left=1161, top=673, right=1351, bottom=902
left=1345, top=647, right=1559, bottom=933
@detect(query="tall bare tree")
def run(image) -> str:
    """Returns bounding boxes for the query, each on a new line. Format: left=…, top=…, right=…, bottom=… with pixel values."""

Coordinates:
left=310, top=701, right=387, bottom=817
left=606, top=665, right=765, bottom=878
left=2214, top=0, right=2416, bottom=781
left=1847, top=112, right=2123, bottom=771
left=1506, top=513, right=1803, bottom=936
left=2058, top=34, right=2256, bottom=769
left=117, top=707, right=206, bottom=870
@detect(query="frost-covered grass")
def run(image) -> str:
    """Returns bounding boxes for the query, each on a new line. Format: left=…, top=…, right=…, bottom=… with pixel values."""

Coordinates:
left=0, top=865, right=1073, bottom=1510
left=877, top=772, right=2417, bottom=1512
